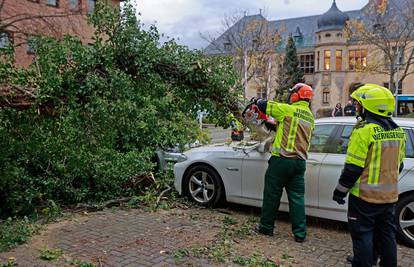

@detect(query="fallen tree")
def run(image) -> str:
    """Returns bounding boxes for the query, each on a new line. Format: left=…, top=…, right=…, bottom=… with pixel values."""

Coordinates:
left=0, top=1, right=242, bottom=218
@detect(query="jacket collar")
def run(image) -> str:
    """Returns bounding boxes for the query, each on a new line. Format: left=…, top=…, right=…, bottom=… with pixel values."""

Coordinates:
left=365, top=112, right=398, bottom=130
left=292, top=100, right=310, bottom=107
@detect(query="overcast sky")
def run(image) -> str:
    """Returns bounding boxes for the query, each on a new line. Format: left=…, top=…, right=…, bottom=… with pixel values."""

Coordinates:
left=131, top=0, right=368, bottom=50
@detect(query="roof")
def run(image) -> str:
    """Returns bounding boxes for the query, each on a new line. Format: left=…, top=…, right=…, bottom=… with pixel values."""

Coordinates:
left=317, top=0, right=350, bottom=31
left=203, top=0, right=409, bottom=55
left=204, top=2, right=362, bottom=55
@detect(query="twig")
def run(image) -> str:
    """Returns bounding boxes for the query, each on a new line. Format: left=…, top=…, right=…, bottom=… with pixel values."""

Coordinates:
left=75, top=197, right=133, bottom=211
left=155, top=185, right=172, bottom=208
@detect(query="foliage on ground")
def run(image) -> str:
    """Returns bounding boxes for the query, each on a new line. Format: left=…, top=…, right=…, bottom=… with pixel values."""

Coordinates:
left=0, top=217, right=40, bottom=252
left=0, top=0, right=241, bottom=219
left=0, top=257, right=16, bottom=267
left=39, top=247, right=63, bottom=261
left=173, top=215, right=282, bottom=266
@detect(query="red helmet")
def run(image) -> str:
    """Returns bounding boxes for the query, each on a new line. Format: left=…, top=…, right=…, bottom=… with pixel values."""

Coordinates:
left=289, top=83, right=313, bottom=103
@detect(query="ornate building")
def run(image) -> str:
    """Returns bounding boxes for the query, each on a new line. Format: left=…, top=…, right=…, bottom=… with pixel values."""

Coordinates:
left=205, top=0, right=414, bottom=117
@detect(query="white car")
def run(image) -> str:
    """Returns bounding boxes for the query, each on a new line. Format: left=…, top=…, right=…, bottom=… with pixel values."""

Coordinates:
left=174, top=117, right=414, bottom=247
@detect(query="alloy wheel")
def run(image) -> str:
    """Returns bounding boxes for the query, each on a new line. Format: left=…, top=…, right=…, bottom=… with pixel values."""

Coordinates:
left=399, top=201, right=414, bottom=242
left=188, top=170, right=215, bottom=204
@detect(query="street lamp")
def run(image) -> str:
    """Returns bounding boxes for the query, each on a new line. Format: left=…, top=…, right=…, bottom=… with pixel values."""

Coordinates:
left=394, top=47, right=401, bottom=117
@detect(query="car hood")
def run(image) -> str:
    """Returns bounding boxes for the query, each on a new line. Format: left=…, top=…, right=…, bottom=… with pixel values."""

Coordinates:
left=184, top=141, right=261, bottom=155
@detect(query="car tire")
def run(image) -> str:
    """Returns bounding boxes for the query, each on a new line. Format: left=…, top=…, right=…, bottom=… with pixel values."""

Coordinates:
left=396, top=194, right=414, bottom=247
left=183, top=165, right=225, bottom=207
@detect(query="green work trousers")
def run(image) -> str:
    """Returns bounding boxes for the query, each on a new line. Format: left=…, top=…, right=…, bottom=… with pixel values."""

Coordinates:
left=259, top=156, right=307, bottom=239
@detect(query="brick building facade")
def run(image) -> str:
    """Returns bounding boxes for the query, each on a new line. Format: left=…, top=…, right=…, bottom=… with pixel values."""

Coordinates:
left=0, top=0, right=122, bottom=67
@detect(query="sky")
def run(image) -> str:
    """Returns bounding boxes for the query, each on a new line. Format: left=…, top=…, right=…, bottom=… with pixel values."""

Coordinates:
left=131, top=0, right=369, bottom=50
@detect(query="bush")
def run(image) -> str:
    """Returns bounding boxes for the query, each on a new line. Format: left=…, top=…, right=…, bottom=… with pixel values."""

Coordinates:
left=0, top=1, right=241, bottom=218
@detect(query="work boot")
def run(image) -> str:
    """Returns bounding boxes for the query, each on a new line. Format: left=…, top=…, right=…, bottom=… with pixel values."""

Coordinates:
left=294, top=236, right=305, bottom=243
left=253, top=224, right=273, bottom=236
left=346, top=255, right=379, bottom=266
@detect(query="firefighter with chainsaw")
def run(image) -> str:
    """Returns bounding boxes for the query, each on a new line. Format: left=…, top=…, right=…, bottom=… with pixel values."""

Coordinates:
left=248, top=83, right=314, bottom=242
left=227, top=113, right=244, bottom=141
left=332, top=84, right=405, bottom=267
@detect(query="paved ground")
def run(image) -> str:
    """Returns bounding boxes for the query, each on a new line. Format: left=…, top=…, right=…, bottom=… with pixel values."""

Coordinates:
left=1, top=203, right=413, bottom=267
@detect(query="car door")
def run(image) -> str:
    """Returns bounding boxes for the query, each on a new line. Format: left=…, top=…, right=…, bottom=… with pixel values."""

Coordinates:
left=318, top=124, right=353, bottom=212
left=399, top=128, right=414, bottom=178
left=241, top=146, right=270, bottom=202
left=306, top=123, right=340, bottom=208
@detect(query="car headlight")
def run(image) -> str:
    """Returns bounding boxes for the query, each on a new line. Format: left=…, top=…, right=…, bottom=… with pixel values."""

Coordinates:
left=164, top=152, right=188, bottom=163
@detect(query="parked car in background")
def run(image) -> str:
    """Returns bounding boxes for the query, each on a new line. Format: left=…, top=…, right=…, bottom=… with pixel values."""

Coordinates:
left=173, top=117, right=414, bottom=247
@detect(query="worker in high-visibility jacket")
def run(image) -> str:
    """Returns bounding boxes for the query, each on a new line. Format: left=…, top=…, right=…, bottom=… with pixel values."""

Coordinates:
left=254, top=83, right=314, bottom=242
left=332, top=84, right=405, bottom=267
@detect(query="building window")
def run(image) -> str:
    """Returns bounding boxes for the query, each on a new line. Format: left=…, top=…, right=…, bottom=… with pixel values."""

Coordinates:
left=336, top=33, right=342, bottom=38
left=323, top=89, right=330, bottom=104
left=70, top=0, right=81, bottom=10
left=336, top=50, right=342, bottom=71
left=324, top=50, right=331, bottom=70
left=224, top=42, right=231, bottom=51
left=47, top=0, right=59, bottom=7
left=87, top=0, right=96, bottom=13
left=349, top=49, right=367, bottom=71
left=26, top=36, right=37, bottom=55
left=257, top=87, right=267, bottom=99
left=299, top=54, right=315, bottom=74
left=0, top=32, right=11, bottom=49
left=384, top=82, right=402, bottom=95
left=325, top=33, right=331, bottom=38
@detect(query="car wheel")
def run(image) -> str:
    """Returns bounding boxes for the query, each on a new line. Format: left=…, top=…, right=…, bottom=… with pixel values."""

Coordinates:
left=396, top=194, right=414, bottom=247
left=183, top=165, right=224, bottom=207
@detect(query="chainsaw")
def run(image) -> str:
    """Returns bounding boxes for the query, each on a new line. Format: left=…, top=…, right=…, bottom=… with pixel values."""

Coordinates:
left=242, top=98, right=277, bottom=131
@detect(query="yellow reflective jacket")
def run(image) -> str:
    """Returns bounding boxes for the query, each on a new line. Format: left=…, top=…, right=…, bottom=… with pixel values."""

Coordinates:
left=347, top=122, right=406, bottom=203
left=266, top=100, right=314, bottom=160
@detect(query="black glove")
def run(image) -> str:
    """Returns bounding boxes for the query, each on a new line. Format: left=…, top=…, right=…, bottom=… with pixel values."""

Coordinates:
left=332, top=189, right=347, bottom=205
left=264, top=121, right=277, bottom=132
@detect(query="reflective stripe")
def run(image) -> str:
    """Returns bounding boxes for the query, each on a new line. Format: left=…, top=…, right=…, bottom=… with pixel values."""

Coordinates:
left=359, top=183, right=397, bottom=192
left=287, top=117, right=298, bottom=151
left=373, top=142, right=381, bottom=184
left=336, top=184, right=349, bottom=193
left=347, top=152, right=365, bottom=162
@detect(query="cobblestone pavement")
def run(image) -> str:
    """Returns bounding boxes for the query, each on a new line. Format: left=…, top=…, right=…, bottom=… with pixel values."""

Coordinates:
left=1, top=204, right=413, bottom=267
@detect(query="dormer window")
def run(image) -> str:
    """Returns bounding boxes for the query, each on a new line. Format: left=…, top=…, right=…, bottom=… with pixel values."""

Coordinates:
left=224, top=42, right=232, bottom=51
left=373, top=23, right=385, bottom=33
left=252, top=39, right=259, bottom=50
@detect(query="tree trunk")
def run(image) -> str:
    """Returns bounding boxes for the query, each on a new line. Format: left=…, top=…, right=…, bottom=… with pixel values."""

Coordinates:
left=243, top=51, right=248, bottom=98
